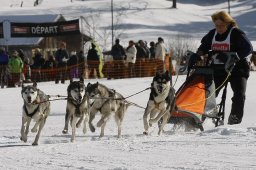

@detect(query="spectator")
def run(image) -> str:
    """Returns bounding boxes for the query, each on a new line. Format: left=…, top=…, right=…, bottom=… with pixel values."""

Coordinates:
left=135, top=40, right=149, bottom=77
left=55, top=42, right=69, bottom=84
left=125, top=40, right=137, bottom=77
left=111, top=39, right=126, bottom=60
left=31, top=48, right=44, bottom=82
left=149, top=41, right=156, bottom=59
left=77, top=50, right=86, bottom=77
left=18, top=49, right=31, bottom=83
left=0, top=47, right=9, bottom=88
left=68, top=51, right=79, bottom=79
left=110, top=39, right=126, bottom=79
left=155, top=37, right=167, bottom=72
left=136, top=40, right=148, bottom=60
left=8, top=50, right=23, bottom=87
left=42, top=54, right=56, bottom=81
left=87, top=43, right=100, bottom=78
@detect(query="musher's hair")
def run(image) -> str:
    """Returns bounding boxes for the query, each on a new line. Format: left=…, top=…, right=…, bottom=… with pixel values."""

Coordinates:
left=211, top=11, right=238, bottom=28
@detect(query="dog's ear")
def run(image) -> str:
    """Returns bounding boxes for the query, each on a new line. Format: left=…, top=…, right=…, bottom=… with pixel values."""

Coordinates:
left=155, top=71, right=161, bottom=77
left=79, top=77, right=84, bottom=83
left=70, top=79, right=73, bottom=83
left=21, top=82, right=25, bottom=89
left=164, top=70, right=172, bottom=83
left=153, top=71, right=161, bottom=82
left=164, top=70, right=171, bottom=78
left=96, top=82, right=99, bottom=87
left=87, top=82, right=91, bottom=88
left=33, top=82, right=37, bottom=88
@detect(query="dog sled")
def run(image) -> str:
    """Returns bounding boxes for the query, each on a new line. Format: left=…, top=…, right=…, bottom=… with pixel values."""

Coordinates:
left=168, top=51, right=240, bottom=131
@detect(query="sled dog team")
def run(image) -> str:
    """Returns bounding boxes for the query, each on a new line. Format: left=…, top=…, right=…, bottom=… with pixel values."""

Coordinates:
left=20, top=71, right=176, bottom=145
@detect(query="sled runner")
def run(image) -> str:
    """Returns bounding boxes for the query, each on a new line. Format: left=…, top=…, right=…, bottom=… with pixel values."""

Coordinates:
left=168, top=51, right=239, bottom=131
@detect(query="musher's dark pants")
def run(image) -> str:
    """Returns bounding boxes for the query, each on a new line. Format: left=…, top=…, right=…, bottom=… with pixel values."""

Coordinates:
left=215, top=74, right=247, bottom=123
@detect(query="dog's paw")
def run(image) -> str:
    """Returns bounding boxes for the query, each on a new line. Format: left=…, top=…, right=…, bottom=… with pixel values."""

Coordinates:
left=143, top=131, right=149, bottom=135
left=89, top=125, right=95, bottom=133
left=62, top=129, right=68, bottom=134
left=20, top=136, right=27, bottom=142
left=31, top=128, right=38, bottom=133
left=32, top=142, right=38, bottom=146
left=20, top=137, right=28, bottom=143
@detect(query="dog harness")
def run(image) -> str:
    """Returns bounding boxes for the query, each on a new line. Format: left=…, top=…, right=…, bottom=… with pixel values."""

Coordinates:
left=24, top=105, right=39, bottom=118
left=69, top=96, right=86, bottom=117
left=92, top=88, right=116, bottom=111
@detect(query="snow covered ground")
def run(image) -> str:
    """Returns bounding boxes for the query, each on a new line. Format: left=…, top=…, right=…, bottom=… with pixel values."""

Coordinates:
left=0, top=0, right=256, bottom=169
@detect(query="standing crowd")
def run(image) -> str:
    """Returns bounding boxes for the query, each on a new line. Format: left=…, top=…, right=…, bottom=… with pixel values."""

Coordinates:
left=0, top=41, right=86, bottom=88
left=104, top=37, right=170, bottom=79
left=0, top=37, right=171, bottom=88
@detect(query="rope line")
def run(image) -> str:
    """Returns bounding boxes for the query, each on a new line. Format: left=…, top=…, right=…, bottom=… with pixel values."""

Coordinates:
left=32, top=87, right=151, bottom=110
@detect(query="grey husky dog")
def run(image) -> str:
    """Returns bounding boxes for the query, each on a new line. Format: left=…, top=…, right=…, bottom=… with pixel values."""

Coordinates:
left=20, top=82, right=50, bottom=145
left=86, top=82, right=131, bottom=138
left=143, top=71, right=176, bottom=135
left=62, top=78, right=89, bottom=142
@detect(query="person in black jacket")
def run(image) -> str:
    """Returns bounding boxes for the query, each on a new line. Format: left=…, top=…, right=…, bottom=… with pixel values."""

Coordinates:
left=110, top=39, right=126, bottom=79
left=87, top=43, right=100, bottom=78
left=197, top=11, right=253, bottom=125
left=68, top=51, right=79, bottom=79
left=55, top=42, right=69, bottom=84
left=0, top=47, right=9, bottom=88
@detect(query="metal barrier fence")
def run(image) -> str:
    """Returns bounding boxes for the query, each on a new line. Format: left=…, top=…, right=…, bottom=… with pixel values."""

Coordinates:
left=27, top=56, right=173, bottom=82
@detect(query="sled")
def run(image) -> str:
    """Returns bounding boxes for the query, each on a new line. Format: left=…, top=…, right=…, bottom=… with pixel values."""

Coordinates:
left=168, top=51, right=239, bottom=131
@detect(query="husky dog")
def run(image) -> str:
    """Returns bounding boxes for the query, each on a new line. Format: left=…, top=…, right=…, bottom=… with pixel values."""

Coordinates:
left=86, top=82, right=131, bottom=138
left=143, top=71, right=176, bottom=135
left=62, top=78, right=89, bottom=142
left=20, top=82, right=50, bottom=145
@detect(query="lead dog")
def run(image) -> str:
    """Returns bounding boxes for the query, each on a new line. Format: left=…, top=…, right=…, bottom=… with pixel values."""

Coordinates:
left=86, top=82, right=131, bottom=138
left=143, top=71, right=176, bottom=135
left=62, top=78, right=89, bottom=142
left=20, top=82, right=50, bottom=145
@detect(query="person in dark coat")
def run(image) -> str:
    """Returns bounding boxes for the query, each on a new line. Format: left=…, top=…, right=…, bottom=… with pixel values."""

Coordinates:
left=149, top=41, right=156, bottom=59
left=110, top=39, right=126, bottom=78
left=135, top=40, right=149, bottom=77
left=55, top=42, right=69, bottom=84
left=197, top=11, right=253, bottom=125
left=68, top=51, right=79, bottom=79
left=42, top=54, right=56, bottom=81
left=31, top=48, right=44, bottom=82
left=135, top=40, right=148, bottom=60
left=77, top=50, right=86, bottom=77
left=0, top=47, right=9, bottom=88
left=111, top=39, right=126, bottom=60
left=87, top=43, right=100, bottom=78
